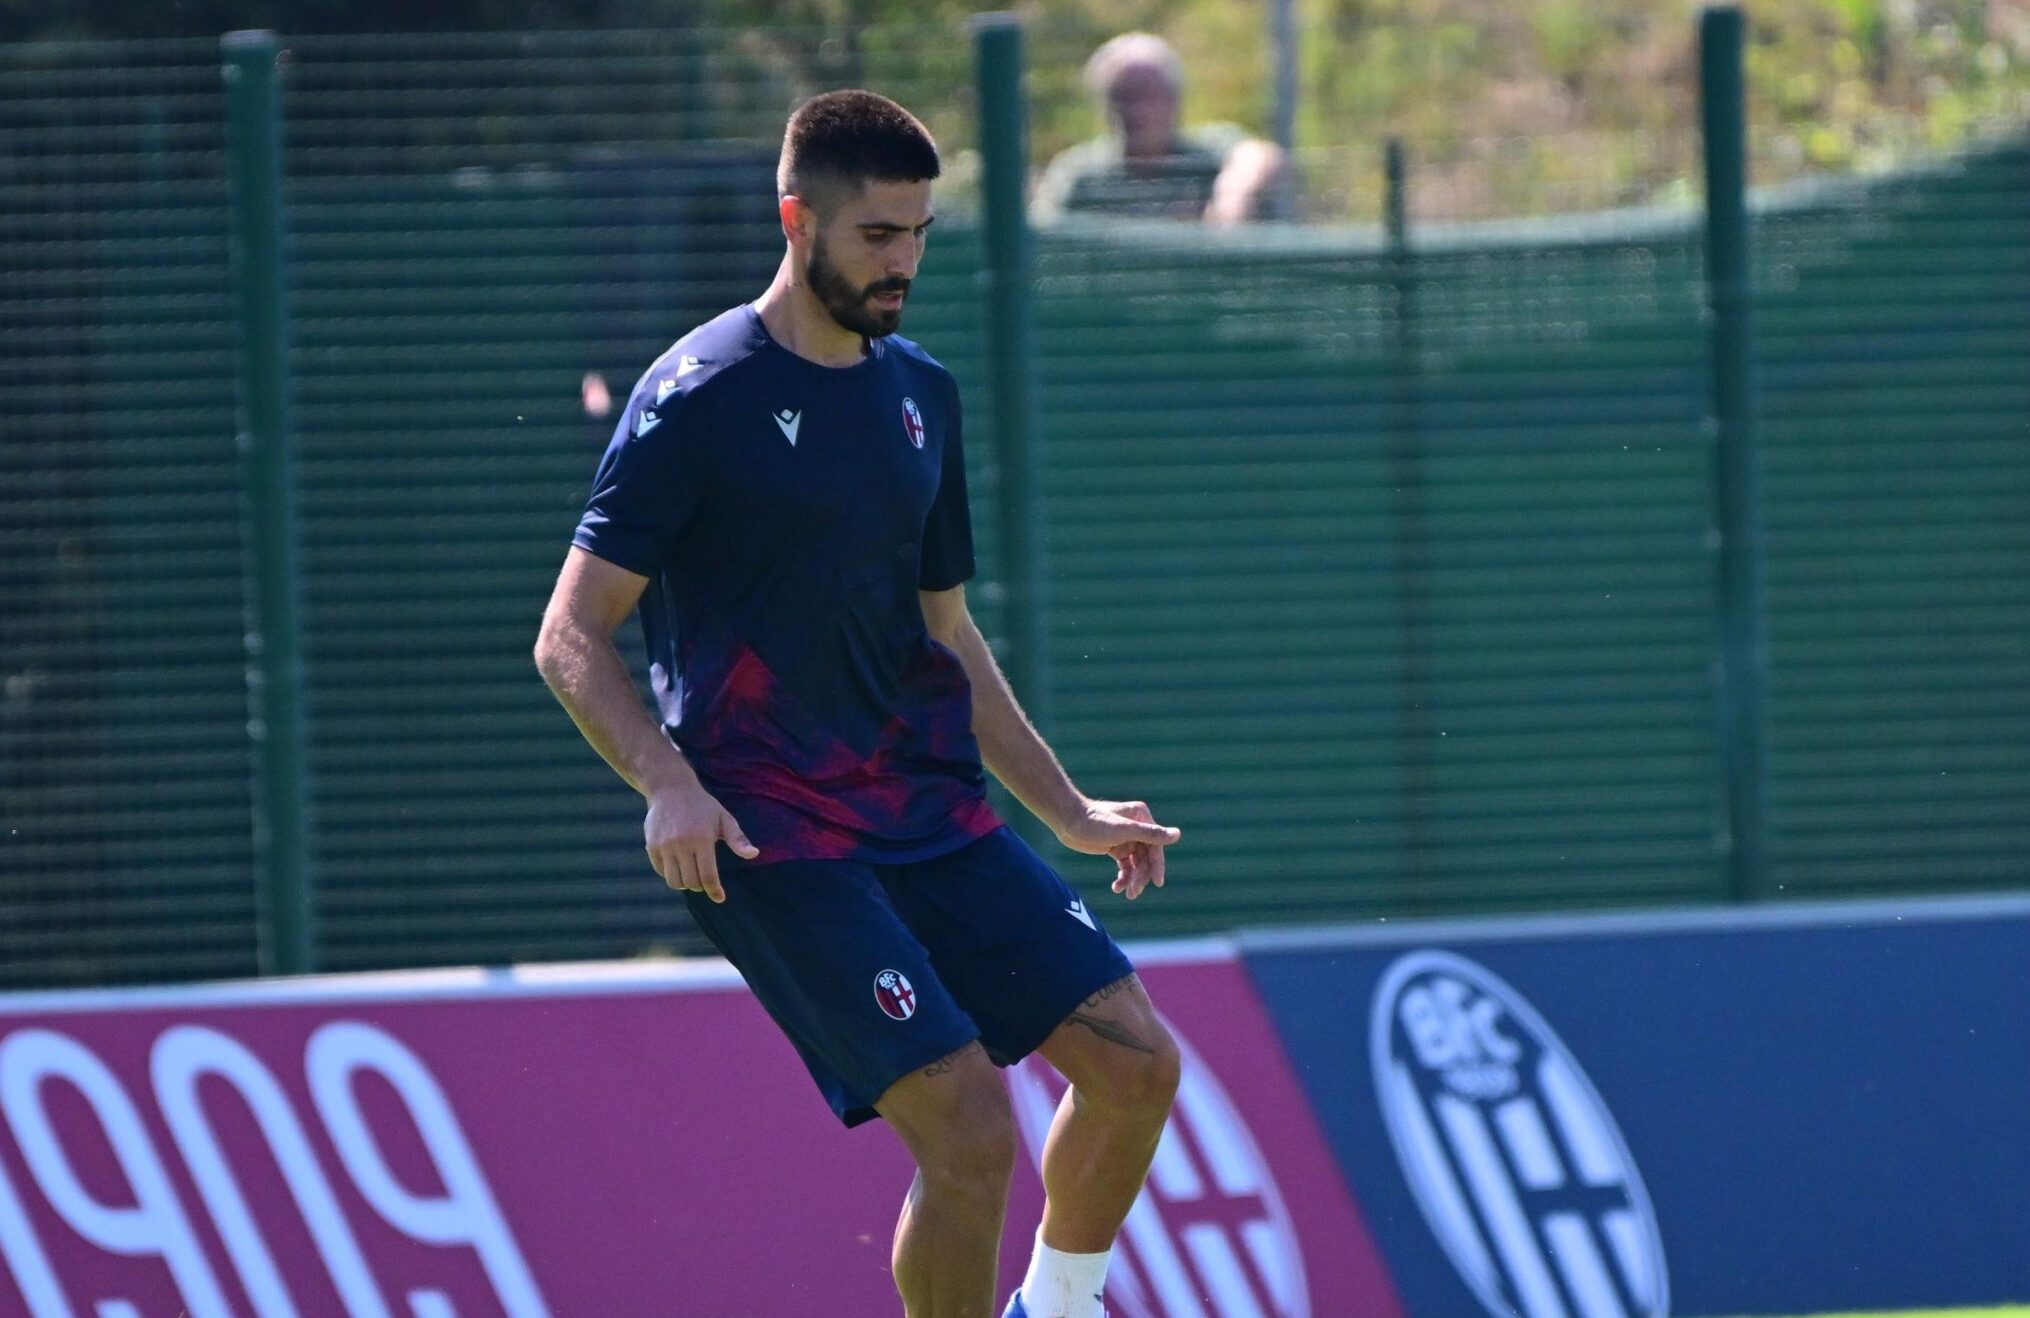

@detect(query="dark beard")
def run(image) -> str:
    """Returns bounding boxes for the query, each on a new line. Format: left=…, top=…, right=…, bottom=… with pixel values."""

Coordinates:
left=807, top=236, right=907, bottom=339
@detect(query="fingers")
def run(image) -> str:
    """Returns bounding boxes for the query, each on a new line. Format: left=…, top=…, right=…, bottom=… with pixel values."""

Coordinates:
left=1130, top=845, right=1155, bottom=899
left=648, top=842, right=697, bottom=893
left=1076, top=818, right=1180, bottom=854
left=654, top=844, right=727, bottom=903
left=1091, top=798, right=1178, bottom=901
left=720, top=813, right=760, bottom=861
left=645, top=804, right=754, bottom=903
left=1109, top=801, right=1182, bottom=847
left=1091, top=819, right=1176, bottom=868
left=683, top=811, right=754, bottom=903
left=696, top=844, right=726, bottom=904
left=672, top=848, right=702, bottom=896
left=1110, top=840, right=1158, bottom=900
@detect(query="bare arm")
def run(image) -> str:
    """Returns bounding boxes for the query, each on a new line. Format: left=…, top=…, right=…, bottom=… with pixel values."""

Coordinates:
left=922, top=586, right=1079, bottom=831
left=1204, top=138, right=1290, bottom=225
left=921, top=584, right=1179, bottom=898
left=535, top=547, right=685, bottom=796
left=535, top=546, right=756, bottom=900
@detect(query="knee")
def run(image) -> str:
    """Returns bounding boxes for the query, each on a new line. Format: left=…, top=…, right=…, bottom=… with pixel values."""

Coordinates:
left=1094, top=1026, right=1182, bottom=1120
left=915, top=1073, right=1017, bottom=1192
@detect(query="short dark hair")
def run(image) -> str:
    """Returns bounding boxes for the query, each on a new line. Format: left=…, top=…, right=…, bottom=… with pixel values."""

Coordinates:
left=777, top=90, right=941, bottom=214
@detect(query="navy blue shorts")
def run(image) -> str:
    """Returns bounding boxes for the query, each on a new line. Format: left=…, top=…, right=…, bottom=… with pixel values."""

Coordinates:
left=684, top=825, right=1137, bottom=1127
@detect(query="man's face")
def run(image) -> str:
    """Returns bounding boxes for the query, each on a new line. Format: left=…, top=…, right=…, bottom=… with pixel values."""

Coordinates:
left=1107, top=60, right=1180, bottom=156
left=802, top=177, right=935, bottom=339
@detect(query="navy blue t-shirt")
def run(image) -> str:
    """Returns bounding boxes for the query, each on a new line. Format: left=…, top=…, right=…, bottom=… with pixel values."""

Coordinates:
left=573, top=304, right=1002, bottom=862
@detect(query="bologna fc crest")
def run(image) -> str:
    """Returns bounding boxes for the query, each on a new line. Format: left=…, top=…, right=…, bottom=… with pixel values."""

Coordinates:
left=901, top=396, right=925, bottom=449
left=874, top=969, right=917, bottom=1021
left=1371, top=950, right=1669, bottom=1318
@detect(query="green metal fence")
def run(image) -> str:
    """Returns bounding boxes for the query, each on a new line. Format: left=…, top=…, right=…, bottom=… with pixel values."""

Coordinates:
left=1758, top=146, right=2030, bottom=896
left=3, top=23, right=2027, bottom=988
left=2, top=39, right=255, bottom=986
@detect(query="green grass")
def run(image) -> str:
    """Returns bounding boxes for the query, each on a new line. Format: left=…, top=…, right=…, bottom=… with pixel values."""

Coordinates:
left=1712, top=1309, right=2030, bottom=1318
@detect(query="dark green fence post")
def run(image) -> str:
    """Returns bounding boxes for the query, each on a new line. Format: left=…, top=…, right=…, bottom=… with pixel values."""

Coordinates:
left=223, top=30, right=314, bottom=973
left=971, top=16, right=1052, bottom=748
left=1699, top=5, right=1772, bottom=901
left=1383, top=139, right=1435, bottom=900
left=1383, top=138, right=1408, bottom=250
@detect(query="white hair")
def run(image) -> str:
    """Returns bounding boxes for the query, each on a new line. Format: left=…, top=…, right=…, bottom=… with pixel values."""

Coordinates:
left=1083, top=32, right=1185, bottom=101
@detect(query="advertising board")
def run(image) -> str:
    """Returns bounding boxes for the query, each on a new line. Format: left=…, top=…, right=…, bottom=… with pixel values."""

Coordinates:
left=1241, top=897, right=2030, bottom=1318
left=0, top=947, right=1397, bottom=1317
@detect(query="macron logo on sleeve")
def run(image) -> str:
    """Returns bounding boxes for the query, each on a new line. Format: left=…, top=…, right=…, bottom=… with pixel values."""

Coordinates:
left=634, top=377, right=683, bottom=437
left=773, top=409, right=802, bottom=447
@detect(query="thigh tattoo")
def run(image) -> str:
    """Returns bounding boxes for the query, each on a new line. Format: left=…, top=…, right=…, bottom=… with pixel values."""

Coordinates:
left=920, top=1039, right=984, bottom=1079
left=1067, top=975, right=1155, bottom=1055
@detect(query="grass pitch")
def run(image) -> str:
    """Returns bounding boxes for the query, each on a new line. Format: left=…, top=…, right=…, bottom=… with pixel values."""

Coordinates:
left=1726, top=1310, right=2030, bottom=1318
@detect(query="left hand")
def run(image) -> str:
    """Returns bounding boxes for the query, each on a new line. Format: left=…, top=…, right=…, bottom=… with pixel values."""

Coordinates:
left=1054, top=799, right=1180, bottom=901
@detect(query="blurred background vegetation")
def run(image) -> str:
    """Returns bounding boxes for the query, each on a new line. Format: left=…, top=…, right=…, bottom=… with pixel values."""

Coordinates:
left=9, top=0, right=2029, bottom=219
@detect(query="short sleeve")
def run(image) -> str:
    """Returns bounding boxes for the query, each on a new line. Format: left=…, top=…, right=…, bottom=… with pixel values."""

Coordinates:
left=571, top=387, right=703, bottom=577
left=1030, top=146, right=1082, bottom=225
left=919, top=379, right=976, bottom=592
left=1187, top=122, right=1250, bottom=160
left=1030, top=137, right=1108, bottom=225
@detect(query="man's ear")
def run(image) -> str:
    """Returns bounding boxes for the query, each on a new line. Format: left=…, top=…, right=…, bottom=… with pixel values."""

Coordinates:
left=780, top=194, right=817, bottom=246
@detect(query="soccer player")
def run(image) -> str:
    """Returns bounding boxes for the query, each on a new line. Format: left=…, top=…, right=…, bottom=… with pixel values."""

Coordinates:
left=535, top=91, right=1183, bottom=1318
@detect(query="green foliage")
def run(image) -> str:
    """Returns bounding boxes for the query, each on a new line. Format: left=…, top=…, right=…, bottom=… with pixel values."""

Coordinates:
left=1286, top=0, right=2027, bottom=219
left=9, top=0, right=2025, bottom=221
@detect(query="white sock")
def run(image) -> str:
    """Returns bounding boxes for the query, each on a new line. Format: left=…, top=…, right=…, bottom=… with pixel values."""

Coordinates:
left=1018, top=1230, right=1111, bottom=1318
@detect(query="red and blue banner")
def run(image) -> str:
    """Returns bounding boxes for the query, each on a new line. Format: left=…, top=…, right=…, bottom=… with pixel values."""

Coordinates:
left=3, top=895, right=2028, bottom=1316
left=0, top=947, right=1395, bottom=1316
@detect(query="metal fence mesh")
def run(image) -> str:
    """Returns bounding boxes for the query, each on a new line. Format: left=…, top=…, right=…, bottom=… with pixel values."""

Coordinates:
left=1757, top=142, right=2030, bottom=895
left=273, top=30, right=992, bottom=971
left=1, top=40, right=258, bottom=987
left=1029, top=213, right=1722, bottom=925
left=2, top=25, right=2027, bottom=987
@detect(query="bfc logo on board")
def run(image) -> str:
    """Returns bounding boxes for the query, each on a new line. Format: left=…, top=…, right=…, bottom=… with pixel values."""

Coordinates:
left=1010, top=1018, right=1309, bottom=1318
left=1370, top=951, right=1668, bottom=1318
left=901, top=396, right=925, bottom=449
left=874, top=969, right=918, bottom=1021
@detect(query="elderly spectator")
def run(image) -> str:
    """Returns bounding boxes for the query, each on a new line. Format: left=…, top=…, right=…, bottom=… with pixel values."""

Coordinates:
left=1033, top=32, right=1291, bottom=225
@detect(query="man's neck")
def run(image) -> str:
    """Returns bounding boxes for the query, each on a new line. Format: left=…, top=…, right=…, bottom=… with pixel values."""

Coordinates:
left=1119, top=127, right=1180, bottom=162
left=755, top=259, right=867, bottom=368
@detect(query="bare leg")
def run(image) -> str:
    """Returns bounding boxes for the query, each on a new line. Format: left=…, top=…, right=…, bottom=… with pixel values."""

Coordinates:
left=1034, top=975, right=1181, bottom=1252
left=877, top=1040, right=1016, bottom=1318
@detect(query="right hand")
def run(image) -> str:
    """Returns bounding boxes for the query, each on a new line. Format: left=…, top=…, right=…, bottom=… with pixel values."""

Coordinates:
left=644, top=779, right=759, bottom=903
